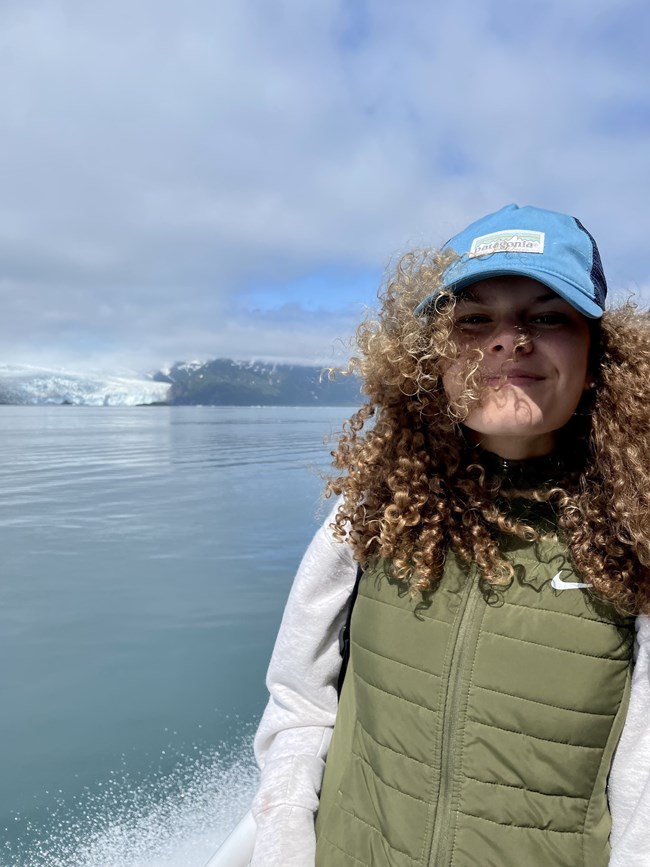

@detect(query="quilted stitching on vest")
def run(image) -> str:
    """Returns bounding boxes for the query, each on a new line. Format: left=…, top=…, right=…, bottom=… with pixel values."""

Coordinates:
left=316, top=541, right=633, bottom=867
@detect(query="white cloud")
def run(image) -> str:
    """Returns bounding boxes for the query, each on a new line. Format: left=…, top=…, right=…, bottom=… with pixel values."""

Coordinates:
left=0, top=0, right=648, bottom=369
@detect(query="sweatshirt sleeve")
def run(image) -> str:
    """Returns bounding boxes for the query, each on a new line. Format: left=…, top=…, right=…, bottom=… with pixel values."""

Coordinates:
left=249, top=501, right=357, bottom=867
left=608, top=614, right=650, bottom=867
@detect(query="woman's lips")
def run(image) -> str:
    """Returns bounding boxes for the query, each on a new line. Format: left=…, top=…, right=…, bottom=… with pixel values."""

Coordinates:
left=484, top=369, right=545, bottom=386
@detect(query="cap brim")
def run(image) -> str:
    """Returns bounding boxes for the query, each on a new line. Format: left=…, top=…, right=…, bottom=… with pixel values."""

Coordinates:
left=415, top=266, right=603, bottom=319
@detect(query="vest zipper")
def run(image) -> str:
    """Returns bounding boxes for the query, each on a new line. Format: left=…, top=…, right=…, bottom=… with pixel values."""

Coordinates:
left=428, top=567, right=483, bottom=866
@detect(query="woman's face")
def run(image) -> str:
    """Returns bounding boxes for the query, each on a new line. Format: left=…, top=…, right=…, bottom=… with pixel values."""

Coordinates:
left=442, top=276, right=592, bottom=459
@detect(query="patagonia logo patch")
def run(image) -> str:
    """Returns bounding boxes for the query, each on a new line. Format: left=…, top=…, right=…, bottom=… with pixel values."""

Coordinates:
left=469, top=229, right=545, bottom=258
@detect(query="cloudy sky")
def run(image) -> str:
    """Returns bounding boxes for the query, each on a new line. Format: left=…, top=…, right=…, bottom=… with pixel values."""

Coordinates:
left=1, top=0, right=649, bottom=373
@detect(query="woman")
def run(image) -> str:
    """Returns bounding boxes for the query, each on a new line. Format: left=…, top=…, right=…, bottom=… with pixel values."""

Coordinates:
left=250, top=205, right=650, bottom=866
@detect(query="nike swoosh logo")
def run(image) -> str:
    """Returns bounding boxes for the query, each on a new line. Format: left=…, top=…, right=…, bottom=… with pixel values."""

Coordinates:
left=551, top=571, right=592, bottom=590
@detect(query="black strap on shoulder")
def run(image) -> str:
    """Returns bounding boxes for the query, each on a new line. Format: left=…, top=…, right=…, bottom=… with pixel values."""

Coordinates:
left=336, top=563, right=364, bottom=698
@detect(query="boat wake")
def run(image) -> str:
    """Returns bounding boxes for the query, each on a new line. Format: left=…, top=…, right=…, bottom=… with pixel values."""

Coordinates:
left=2, top=738, right=259, bottom=867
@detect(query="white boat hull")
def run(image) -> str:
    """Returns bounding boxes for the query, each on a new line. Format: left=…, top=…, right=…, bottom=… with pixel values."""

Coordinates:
left=203, top=810, right=255, bottom=867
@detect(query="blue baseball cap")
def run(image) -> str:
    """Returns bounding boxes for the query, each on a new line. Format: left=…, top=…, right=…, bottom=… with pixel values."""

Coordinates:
left=415, top=204, right=607, bottom=319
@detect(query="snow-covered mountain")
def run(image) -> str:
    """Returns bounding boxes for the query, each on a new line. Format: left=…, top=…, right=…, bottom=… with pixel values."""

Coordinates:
left=0, top=358, right=361, bottom=407
left=154, top=358, right=362, bottom=406
left=0, top=365, right=170, bottom=406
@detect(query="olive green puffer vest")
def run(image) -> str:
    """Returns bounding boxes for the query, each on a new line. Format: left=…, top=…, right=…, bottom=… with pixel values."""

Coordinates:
left=315, top=536, right=634, bottom=867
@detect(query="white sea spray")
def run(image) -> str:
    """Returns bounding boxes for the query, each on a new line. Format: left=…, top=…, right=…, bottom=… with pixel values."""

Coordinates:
left=2, top=737, right=258, bottom=867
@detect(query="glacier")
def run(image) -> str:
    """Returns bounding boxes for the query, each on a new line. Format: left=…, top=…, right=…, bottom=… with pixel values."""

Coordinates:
left=0, top=364, right=171, bottom=406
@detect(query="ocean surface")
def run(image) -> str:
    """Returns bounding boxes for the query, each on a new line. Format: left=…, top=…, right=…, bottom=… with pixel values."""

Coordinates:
left=0, top=406, right=348, bottom=867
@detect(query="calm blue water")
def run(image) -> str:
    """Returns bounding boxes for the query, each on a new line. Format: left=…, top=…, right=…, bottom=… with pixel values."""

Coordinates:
left=0, top=406, right=347, bottom=866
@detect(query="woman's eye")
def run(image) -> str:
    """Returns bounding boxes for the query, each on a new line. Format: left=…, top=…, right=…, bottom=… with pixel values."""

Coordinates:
left=530, top=312, right=567, bottom=326
left=455, top=314, right=491, bottom=327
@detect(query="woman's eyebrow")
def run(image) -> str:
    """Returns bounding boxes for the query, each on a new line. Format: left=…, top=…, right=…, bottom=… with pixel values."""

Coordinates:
left=459, top=289, right=560, bottom=305
left=457, top=288, right=484, bottom=304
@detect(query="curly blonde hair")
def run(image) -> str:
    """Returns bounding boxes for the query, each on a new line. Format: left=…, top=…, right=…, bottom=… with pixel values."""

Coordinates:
left=326, top=249, right=650, bottom=615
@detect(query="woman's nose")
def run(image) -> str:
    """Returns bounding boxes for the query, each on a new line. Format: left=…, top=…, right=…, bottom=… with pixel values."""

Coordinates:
left=488, top=324, right=532, bottom=355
